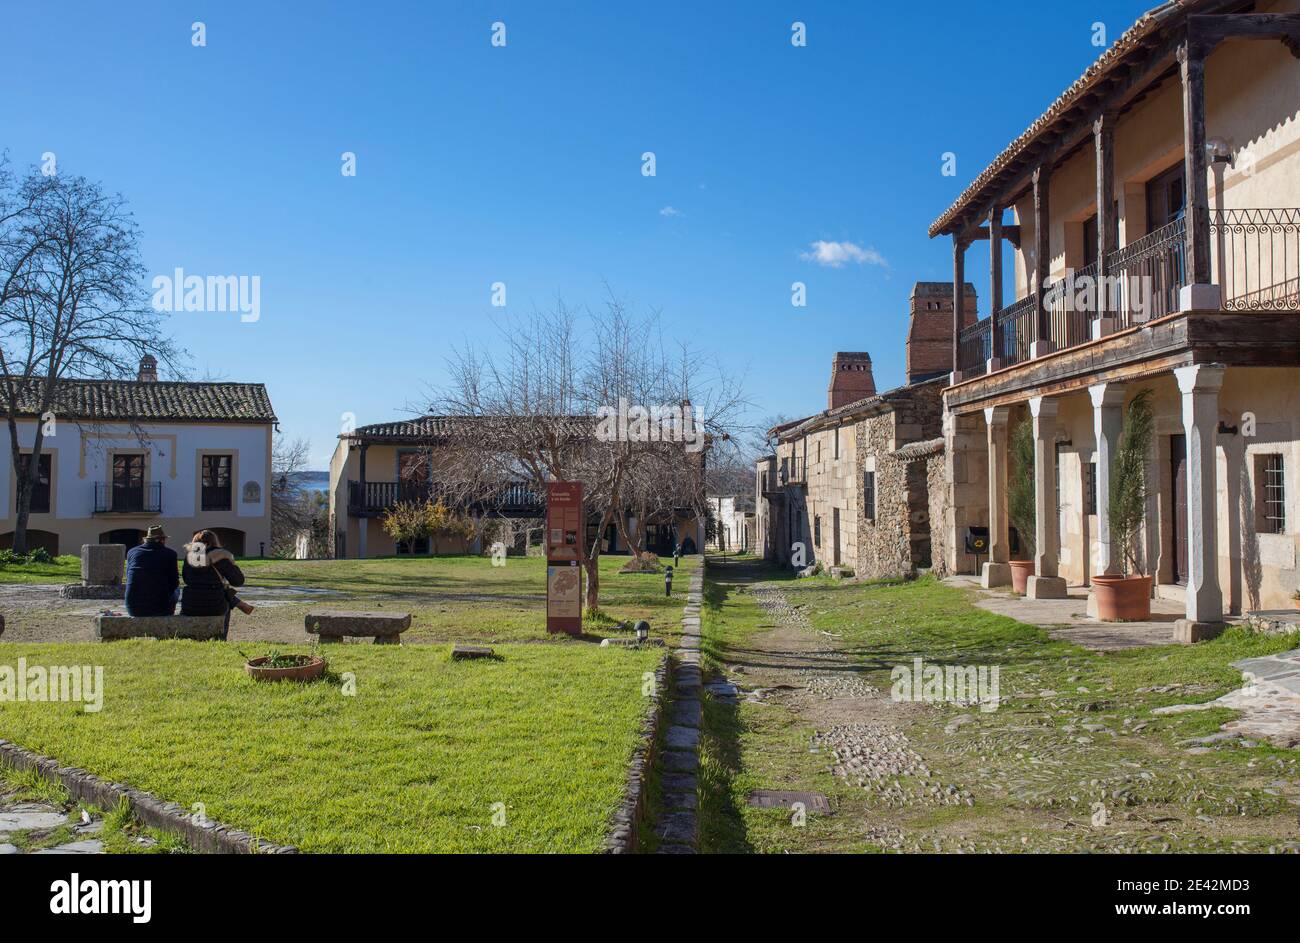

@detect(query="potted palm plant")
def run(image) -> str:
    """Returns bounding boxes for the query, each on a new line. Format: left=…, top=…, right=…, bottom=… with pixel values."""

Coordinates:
left=1007, top=419, right=1036, bottom=595
left=1093, top=388, right=1154, bottom=621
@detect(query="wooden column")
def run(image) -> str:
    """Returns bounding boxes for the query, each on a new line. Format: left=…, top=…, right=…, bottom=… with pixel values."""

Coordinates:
left=1031, top=162, right=1053, bottom=357
left=1093, top=111, right=1117, bottom=327
left=951, top=233, right=968, bottom=380
left=988, top=208, right=1003, bottom=370
left=1179, top=38, right=1214, bottom=294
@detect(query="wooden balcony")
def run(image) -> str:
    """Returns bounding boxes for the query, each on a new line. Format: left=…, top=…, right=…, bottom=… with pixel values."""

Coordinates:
left=346, top=479, right=546, bottom=518
left=957, top=209, right=1299, bottom=377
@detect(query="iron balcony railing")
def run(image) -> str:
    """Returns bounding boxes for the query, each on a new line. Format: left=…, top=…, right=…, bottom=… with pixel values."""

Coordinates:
left=955, top=209, right=1300, bottom=376
left=94, top=481, right=162, bottom=514
left=346, top=479, right=545, bottom=516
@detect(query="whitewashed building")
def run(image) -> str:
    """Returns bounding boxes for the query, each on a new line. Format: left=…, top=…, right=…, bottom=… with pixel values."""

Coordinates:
left=0, top=357, right=276, bottom=557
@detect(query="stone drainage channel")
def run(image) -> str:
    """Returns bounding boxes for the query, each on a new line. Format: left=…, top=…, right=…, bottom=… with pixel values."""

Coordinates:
left=648, top=562, right=708, bottom=853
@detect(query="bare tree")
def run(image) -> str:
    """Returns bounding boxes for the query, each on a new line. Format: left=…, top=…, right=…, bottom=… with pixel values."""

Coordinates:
left=270, top=435, right=314, bottom=557
left=0, top=164, right=179, bottom=552
left=434, top=293, right=748, bottom=612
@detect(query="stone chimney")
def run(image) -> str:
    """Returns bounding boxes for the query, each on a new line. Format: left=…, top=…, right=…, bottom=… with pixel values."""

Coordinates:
left=827, top=352, right=876, bottom=409
left=906, top=282, right=978, bottom=383
left=137, top=354, right=158, bottom=383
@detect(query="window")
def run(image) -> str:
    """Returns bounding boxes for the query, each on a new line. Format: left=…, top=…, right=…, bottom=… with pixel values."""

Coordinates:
left=18, top=453, right=51, bottom=514
left=112, top=454, right=146, bottom=511
left=864, top=470, right=876, bottom=521
left=202, top=455, right=233, bottom=510
left=396, top=536, right=430, bottom=555
left=1082, top=214, right=1098, bottom=268
left=834, top=427, right=840, bottom=460
left=814, top=515, right=821, bottom=547
left=817, top=439, right=822, bottom=464
left=1259, top=454, right=1286, bottom=534
left=1085, top=461, right=1098, bottom=516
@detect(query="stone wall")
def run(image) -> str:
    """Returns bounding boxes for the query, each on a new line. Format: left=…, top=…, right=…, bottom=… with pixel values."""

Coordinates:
left=925, top=449, right=951, bottom=578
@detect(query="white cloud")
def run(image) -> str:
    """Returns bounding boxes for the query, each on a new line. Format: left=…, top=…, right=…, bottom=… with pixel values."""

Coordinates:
left=800, top=240, right=887, bottom=268
left=659, top=205, right=682, bottom=217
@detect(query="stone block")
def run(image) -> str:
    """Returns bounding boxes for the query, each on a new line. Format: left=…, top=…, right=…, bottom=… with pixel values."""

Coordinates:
left=451, top=645, right=495, bottom=660
left=305, top=610, right=411, bottom=641
left=982, top=562, right=1011, bottom=588
left=96, top=614, right=225, bottom=641
left=1026, top=575, right=1068, bottom=600
left=1174, top=619, right=1226, bottom=644
left=80, top=544, right=124, bottom=586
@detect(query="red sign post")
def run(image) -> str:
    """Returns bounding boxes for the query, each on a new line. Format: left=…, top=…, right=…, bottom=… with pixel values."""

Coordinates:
left=545, top=481, right=584, bottom=636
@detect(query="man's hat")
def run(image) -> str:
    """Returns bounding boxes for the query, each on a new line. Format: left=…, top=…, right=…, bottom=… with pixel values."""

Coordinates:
left=145, top=524, right=167, bottom=540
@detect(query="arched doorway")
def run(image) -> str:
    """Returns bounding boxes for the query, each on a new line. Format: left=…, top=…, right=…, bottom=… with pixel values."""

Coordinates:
left=98, top=528, right=144, bottom=550
left=0, top=529, right=59, bottom=556
left=211, top=528, right=246, bottom=557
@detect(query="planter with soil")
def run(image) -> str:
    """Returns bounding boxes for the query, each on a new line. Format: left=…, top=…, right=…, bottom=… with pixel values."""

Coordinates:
left=245, top=654, right=327, bottom=683
left=1091, top=575, right=1152, bottom=621
left=1009, top=560, right=1034, bottom=596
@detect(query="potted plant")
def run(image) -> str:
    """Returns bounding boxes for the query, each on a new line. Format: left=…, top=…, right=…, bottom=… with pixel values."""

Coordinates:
left=245, top=647, right=327, bottom=682
left=1007, top=419, right=1037, bottom=595
left=1093, top=389, right=1154, bottom=621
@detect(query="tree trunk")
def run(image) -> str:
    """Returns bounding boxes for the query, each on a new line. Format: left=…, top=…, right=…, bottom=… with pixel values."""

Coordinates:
left=9, top=423, right=45, bottom=556
left=583, top=507, right=614, bottom=614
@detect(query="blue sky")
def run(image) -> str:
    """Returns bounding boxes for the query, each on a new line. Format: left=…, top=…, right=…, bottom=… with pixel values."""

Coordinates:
left=2, top=0, right=1155, bottom=467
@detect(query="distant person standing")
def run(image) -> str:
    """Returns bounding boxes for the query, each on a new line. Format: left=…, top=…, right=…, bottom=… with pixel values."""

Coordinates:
left=124, top=524, right=179, bottom=617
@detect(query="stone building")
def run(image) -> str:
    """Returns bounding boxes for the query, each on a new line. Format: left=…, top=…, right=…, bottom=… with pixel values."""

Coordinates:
left=930, top=0, right=1300, bottom=638
left=756, top=283, right=971, bottom=579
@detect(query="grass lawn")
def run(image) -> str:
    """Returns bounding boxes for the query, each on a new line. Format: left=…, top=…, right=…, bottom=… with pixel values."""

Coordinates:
left=0, top=640, right=662, bottom=852
left=698, top=560, right=1300, bottom=854
left=0, top=554, right=80, bottom=584
left=0, top=553, right=697, bottom=645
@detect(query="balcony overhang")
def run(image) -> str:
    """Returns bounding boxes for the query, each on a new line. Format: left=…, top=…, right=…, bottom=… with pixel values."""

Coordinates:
left=944, top=308, right=1300, bottom=413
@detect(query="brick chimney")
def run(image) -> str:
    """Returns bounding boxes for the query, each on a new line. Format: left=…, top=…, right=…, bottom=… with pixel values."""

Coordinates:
left=906, top=282, right=978, bottom=383
left=137, top=354, right=158, bottom=382
left=827, top=352, right=875, bottom=409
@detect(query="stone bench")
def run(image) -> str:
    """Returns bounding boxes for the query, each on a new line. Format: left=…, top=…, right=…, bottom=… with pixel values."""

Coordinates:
left=95, top=614, right=226, bottom=641
left=305, top=610, right=410, bottom=645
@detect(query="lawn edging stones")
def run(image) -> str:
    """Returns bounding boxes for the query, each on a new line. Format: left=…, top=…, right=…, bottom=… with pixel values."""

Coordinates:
left=602, top=652, right=671, bottom=854
left=0, top=739, right=297, bottom=854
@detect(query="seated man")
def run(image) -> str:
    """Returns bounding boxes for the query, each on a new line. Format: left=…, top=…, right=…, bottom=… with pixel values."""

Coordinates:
left=124, top=525, right=179, bottom=617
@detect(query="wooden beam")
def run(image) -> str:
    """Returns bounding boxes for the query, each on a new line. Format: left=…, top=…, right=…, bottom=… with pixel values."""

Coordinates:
left=1032, top=161, right=1052, bottom=346
left=1178, top=38, right=1212, bottom=286
left=1189, top=13, right=1300, bottom=57
left=989, top=207, right=1004, bottom=366
left=1093, top=110, right=1117, bottom=317
left=952, top=233, right=969, bottom=374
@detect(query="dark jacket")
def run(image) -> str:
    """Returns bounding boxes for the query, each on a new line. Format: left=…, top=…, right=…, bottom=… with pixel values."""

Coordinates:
left=181, top=549, right=245, bottom=616
left=124, top=541, right=179, bottom=617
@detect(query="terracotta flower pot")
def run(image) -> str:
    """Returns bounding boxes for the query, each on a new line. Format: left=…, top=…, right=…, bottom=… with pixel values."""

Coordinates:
left=1091, top=575, right=1152, bottom=622
left=245, top=655, right=327, bottom=683
left=1009, top=560, right=1034, bottom=595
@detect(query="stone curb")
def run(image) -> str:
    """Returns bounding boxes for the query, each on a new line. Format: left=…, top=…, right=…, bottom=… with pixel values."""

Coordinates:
left=0, top=740, right=298, bottom=854
left=646, top=556, right=707, bottom=853
left=602, top=652, right=672, bottom=854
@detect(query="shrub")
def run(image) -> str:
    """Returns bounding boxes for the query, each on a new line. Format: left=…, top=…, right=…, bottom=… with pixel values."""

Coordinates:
left=1007, top=419, right=1036, bottom=560
left=1110, top=388, right=1154, bottom=576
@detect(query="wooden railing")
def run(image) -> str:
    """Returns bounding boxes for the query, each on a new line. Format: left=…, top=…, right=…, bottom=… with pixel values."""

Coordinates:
left=995, top=294, right=1036, bottom=367
left=347, top=479, right=545, bottom=515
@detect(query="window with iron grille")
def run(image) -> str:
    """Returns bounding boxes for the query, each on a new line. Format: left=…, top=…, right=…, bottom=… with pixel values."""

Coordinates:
left=814, top=515, right=821, bottom=547
left=864, top=470, right=876, bottom=521
left=201, top=454, right=233, bottom=511
left=1258, top=454, right=1286, bottom=534
left=1085, top=461, right=1098, bottom=516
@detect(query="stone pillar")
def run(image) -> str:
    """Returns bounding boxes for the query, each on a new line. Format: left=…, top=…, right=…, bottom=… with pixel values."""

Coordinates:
left=1088, top=382, right=1126, bottom=575
left=1026, top=396, right=1067, bottom=599
left=982, top=406, right=1011, bottom=588
left=1174, top=364, right=1226, bottom=640
left=944, top=411, right=986, bottom=576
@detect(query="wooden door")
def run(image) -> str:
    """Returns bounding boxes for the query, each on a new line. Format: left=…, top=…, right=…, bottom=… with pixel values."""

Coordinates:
left=1170, top=434, right=1188, bottom=586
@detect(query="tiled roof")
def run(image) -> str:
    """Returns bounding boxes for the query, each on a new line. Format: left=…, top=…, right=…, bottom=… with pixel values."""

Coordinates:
left=892, top=437, right=945, bottom=460
left=347, top=414, right=597, bottom=443
left=3, top=378, right=276, bottom=423
left=928, top=0, right=1197, bottom=237
left=773, top=376, right=946, bottom=441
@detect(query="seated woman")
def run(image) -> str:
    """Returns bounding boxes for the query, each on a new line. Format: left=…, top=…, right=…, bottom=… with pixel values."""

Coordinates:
left=181, top=530, right=253, bottom=641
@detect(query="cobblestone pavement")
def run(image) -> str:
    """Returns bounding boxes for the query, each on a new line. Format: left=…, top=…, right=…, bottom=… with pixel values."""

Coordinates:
left=0, top=799, right=106, bottom=855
